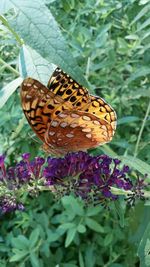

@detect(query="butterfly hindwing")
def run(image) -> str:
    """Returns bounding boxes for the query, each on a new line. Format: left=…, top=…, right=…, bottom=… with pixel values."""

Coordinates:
left=44, top=110, right=113, bottom=154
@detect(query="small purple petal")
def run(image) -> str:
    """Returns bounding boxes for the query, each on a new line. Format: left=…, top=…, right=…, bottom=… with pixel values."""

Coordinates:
left=22, top=153, right=30, bottom=160
left=0, top=155, right=5, bottom=167
left=114, top=159, right=121, bottom=165
left=36, top=157, right=45, bottom=166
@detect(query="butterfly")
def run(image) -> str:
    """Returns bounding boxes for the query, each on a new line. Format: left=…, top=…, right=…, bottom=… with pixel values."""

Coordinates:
left=20, top=67, right=117, bottom=155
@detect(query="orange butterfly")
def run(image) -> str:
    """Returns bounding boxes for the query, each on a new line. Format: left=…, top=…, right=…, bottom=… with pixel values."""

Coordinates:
left=21, top=68, right=117, bottom=155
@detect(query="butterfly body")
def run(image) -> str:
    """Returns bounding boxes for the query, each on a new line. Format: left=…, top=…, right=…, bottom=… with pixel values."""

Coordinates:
left=21, top=68, right=117, bottom=155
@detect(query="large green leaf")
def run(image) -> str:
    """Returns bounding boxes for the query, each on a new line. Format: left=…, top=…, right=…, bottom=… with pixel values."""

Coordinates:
left=117, top=116, right=140, bottom=125
left=126, top=67, right=150, bottom=84
left=9, top=250, right=28, bottom=262
left=130, top=4, right=150, bottom=26
left=136, top=17, right=150, bottom=32
left=30, top=252, right=41, bottom=267
left=0, top=0, right=13, bottom=13
left=120, top=155, right=150, bottom=175
left=138, top=221, right=150, bottom=267
left=85, top=218, right=104, bottom=233
left=65, top=227, right=77, bottom=247
left=7, top=0, right=88, bottom=87
left=0, top=77, right=23, bottom=109
left=19, top=45, right=56, bottom=84
left=29, top=228, right=40, bottom=249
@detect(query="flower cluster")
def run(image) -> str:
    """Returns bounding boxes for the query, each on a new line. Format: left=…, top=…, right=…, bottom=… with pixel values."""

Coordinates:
left=0, top=152, right=148, bottom=213
left=0, top=153, right=45, bottom=213
left=44, top=153, right=132, bottom=202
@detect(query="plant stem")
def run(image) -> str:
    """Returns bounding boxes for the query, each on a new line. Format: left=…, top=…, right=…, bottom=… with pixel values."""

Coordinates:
left=134, top=100, right=150, bottom=158
left=0, top=15, right=24, bottom=46
left=0, top=57, right=19, bottom=76
left=37, top=185, right=150, bottom=199
left=85, top=57, right=90, bottom=80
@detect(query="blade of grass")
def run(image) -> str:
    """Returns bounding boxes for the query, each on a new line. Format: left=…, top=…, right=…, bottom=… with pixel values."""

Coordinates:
left=134, top=100, right=150, bottom=158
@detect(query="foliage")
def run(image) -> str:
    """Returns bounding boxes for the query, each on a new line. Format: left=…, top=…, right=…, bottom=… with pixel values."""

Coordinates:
left=0, top=0, right=150, bottom=266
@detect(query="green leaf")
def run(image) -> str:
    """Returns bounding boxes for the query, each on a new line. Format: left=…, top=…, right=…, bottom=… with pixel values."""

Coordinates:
left=30, top=252, right=41, bottom=267
left=0, top=77, right=23, bottom=109
left=139, top=0, right=150, bottom=4
left=130, top=4, right=150, bottom=25
left=85, top=218, right=104, bottom=233
left=86, top=205, right=103, bottom=216
left=11, top=236, right=29, bottom=250
left=138, top=222, right=150, bottom=267
left=131, top=206, right=150, bottom=244
left=62, top=195, right=84, bottom=216
left=62, top=264, right=78, bottom=267
left=7, top=0, right=88, bottom=87
left=0, top=0, right=13, bottom=13
left=114, top=201, right=125, bottom=228
left=98, top=144, right=117, bottom=157
left=79, top=251, right=85, bottom=267
left=120, top=155, right=150, bottom=175
left=44, top=0, right=56, bottom=3
left=65, top=227, right=77, bottom=247
left=61, top=0, right=75, bottom=12
left=58, top=223, right=76, bottom=231
left=126, top=67, right=150, bottom=84
left=117, top=116, right=140, bottom=125
left=104, top=233, right=113, bottom=246
left=95, top=24, right=111, bottom=48
left=29, top=228, right=40, bottom=248
left=137, top=17, right=150, bottom=32
left=47, top=229, right=61, bottom=242
left=77, top=224, right=86, bottom=233
left=19, top=45, right=56, bottom=85
left=117, top=37, right=129, bottom=54
left=85, top=245, right=95, bottom=267
left=40, top=242, right=50, bottom=258
left=10, top=249, right=29, bottom=262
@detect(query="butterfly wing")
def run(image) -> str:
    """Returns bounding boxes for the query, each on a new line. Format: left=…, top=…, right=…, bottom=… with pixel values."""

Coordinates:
left=21, top=68, right=117, bottom=155
left=47, top=67, right=90, bottom=109
left=21, top=77, right=71, bottom=142
left=82, top=95, right=117, bottom=135
left=47, top=67, right=116, bottom=135
left=44, top=110, right=113, bottom=154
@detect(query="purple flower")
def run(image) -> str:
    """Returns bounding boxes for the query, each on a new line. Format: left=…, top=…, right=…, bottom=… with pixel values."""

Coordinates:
left=43, top=152, right=133, bottom=204
left=0, top=196, right=24, bottom=213
left=126, top=174, right=148, bottom=205
left=0, top=154, right=45, bottom=213
left=0, top=152, right=147, bottom=213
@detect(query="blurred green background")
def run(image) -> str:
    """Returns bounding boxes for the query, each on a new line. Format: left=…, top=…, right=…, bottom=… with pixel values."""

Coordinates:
left=0, top=0, right=150, bottom=266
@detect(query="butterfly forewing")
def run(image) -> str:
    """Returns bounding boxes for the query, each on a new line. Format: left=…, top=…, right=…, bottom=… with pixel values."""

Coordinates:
left=47, top=68, right=116, bottom=133
left=21, top=78, right=71, bottom=141
left=47, top=67, right=90, bottom=109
